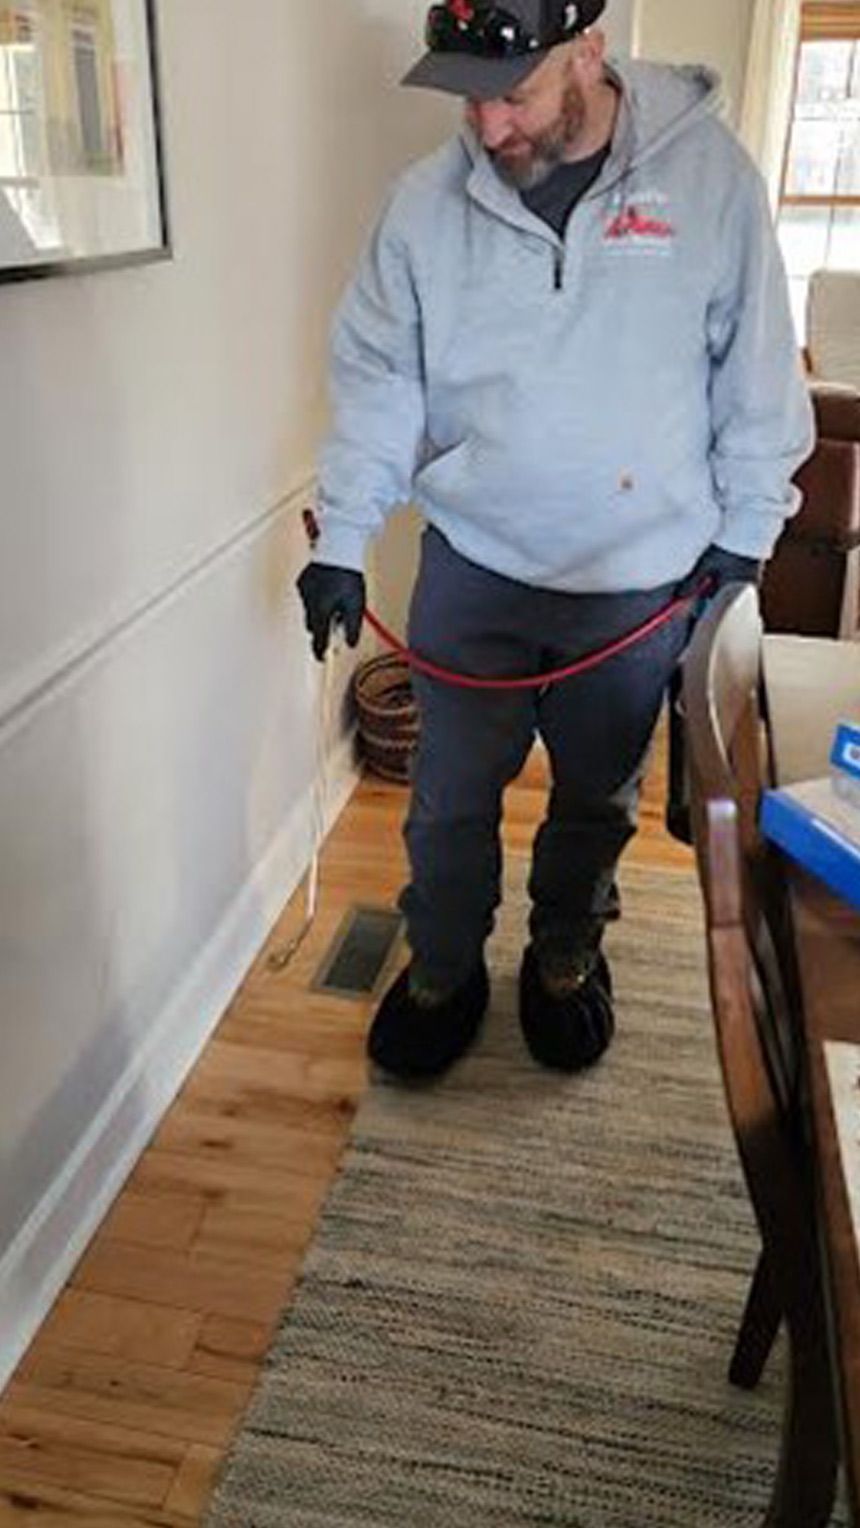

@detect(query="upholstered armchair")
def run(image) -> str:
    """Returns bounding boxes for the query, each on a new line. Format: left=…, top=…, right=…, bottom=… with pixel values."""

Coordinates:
left=762, top=382, right=860, bottom=640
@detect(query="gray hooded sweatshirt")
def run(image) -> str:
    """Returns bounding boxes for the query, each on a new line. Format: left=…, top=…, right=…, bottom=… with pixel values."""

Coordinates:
left=313, top=60, right=813, bottom=593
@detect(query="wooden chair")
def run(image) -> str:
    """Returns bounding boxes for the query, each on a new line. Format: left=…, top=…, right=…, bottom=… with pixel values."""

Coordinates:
left=682, top=584, right=839, bottom=1527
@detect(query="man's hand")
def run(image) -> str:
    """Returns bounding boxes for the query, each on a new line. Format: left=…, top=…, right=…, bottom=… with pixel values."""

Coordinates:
left=683, top=544, right=763, bottom=600
left=297, top=563, right=366, bottom=662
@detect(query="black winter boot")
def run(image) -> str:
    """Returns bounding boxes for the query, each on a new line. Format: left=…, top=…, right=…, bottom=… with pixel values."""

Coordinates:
left=519, top=947, right=615, bottom=1073
left=367, top=962, right=490, bottom=1082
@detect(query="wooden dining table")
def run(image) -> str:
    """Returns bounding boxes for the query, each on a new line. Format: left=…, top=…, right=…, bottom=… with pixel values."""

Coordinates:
left=763, top=634, right=860, bottom=1520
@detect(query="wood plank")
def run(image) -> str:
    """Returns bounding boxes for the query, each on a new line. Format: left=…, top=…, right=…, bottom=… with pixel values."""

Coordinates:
left=213, top=1003, right=369, bottom=1053
left=180, top=1038, right=366, bottom=1107
left=0, top=1480, right=182, bottom=1526
left=186, top=1316, right=273, bottom=1385
left=34, top=1291, right=202, bottom=1372
left=191, top=1201, right=319, bottom=1272
left=5, top=1350, right=250, bottom=1450
left=93, top=1190, right=208, bottom=1253
left=0, top=1406, right=184, bottom=1509
left=128, top=1146, right=336, bottom=1211
left=162, top=1445, right=223, bottom=1522
left=70, top=1241, right=296, bottom=1326
left=152, top=1105, right=348, bottom=1178
left=171, top=1073, right=358, bottom=1130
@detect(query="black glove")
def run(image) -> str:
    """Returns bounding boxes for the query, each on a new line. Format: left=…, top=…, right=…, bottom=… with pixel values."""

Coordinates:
left=297, top=562, right=366, bottom=662
left=682, top=544, right=763, bottom=600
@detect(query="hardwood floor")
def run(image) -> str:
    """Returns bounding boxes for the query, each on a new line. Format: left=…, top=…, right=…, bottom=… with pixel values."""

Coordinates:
left=0, top=728, right=691, bottom=1525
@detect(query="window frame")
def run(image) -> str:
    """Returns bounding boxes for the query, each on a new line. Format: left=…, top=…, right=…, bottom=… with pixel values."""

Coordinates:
left=779, top=1, right=860, bottom=211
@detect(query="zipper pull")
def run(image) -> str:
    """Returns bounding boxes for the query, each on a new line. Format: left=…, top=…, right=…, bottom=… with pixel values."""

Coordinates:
left=553, top=246, right=564, bottom=291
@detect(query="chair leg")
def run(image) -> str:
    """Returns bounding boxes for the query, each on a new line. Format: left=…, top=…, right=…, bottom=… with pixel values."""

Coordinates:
left=763, top=1290, right=839, bottom=1528
left=730, top=1249, right=781, bottom=1391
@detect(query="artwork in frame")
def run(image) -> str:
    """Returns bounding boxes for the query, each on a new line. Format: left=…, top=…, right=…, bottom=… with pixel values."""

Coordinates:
left=0, top=0, right=168, bottom=282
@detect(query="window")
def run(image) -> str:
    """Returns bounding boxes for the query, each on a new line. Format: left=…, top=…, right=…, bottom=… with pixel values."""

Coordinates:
left=0, top=9, right=40, bottom=185
left=0, top=5, right=57, bottom=253
left=777, top=2, right=860, bottom=335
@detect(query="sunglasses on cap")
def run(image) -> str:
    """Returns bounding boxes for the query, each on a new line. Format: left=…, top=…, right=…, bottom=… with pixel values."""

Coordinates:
left=425, top=2, right=581, bottom=60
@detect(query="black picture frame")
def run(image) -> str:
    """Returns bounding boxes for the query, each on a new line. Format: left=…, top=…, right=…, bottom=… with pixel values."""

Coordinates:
left=0, top=0, right=170, bottom=285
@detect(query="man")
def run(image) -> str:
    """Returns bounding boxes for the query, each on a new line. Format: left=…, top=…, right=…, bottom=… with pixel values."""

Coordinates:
left=298, top=0, right=813, bottom=1083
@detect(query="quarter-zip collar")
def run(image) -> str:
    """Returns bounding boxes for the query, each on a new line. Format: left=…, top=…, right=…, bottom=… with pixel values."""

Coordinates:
left=464, top=129, right=560, bottom=244
left=462, top=58, right=722, bottom=236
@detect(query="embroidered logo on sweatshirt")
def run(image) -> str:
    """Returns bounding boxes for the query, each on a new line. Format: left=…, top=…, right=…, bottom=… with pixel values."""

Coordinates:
left=603, top=191, right=676, bottom=256
left=605, top=205, right=674, bottom=240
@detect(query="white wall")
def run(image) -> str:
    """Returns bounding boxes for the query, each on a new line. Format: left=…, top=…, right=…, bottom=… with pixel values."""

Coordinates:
left=0, top=0, right=458, bottom=1388
left=634, top=0, right=756, bottom=125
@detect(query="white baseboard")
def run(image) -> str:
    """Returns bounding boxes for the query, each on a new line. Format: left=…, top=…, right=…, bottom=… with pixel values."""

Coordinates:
left=0, top=733, right=360, bottom=1394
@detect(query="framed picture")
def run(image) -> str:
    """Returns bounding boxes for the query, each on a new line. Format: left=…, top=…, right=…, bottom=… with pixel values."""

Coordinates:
left=0, top=0, right=168, bottom=283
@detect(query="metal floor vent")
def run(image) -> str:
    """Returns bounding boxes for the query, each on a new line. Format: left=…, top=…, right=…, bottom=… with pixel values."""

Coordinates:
left=312, top=906, right=404, bottom=999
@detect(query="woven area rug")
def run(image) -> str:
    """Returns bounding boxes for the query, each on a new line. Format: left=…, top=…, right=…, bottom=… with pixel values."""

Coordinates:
left=205, top=858, right=847, bottom=1527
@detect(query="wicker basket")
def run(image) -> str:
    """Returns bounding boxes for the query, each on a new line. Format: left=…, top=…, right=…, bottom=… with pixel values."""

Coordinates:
left=354, top=653, right=419, bottom=784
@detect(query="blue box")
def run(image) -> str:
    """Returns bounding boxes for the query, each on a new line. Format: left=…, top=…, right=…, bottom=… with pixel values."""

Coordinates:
left=832, top=722, right=860, bottom=784
left=761, top=774, right=860, bottom=913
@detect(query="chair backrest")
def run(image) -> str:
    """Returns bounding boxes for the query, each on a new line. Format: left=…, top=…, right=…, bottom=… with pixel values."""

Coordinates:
left=807, top=270, right=860, bottom=391
left=682, top=587, right=804, bottom=1240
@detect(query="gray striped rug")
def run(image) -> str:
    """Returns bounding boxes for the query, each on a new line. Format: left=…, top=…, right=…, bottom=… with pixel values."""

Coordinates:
left=205, top=860, right=847, bottom=1527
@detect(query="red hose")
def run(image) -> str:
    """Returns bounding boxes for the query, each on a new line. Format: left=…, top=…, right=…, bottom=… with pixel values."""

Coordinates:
left=303, top=507, right=708, bottom=692
left=363, top=582, right=708, bottom=692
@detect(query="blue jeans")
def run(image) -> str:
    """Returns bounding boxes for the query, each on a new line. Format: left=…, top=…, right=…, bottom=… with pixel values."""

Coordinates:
left=399, top=528, right=691, bottom=989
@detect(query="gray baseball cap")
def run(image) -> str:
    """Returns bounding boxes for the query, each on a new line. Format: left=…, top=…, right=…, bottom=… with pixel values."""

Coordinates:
left=402, top=0, right=607, bottom=100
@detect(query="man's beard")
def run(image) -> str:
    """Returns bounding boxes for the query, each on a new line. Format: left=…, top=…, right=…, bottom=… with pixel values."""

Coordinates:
left=491, top=82, right=587, bottom=191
